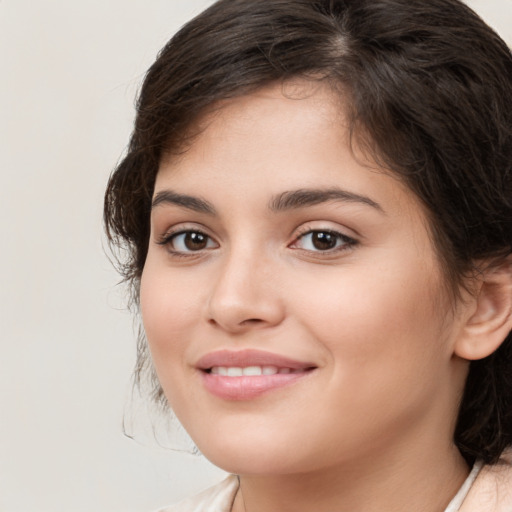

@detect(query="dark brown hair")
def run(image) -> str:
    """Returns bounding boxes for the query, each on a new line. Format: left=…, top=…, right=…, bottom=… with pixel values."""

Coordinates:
left=104, top=0, right=512, bottom=464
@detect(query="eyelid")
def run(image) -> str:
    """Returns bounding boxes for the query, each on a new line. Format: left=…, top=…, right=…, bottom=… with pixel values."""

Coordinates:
left=292, top=221, right=357, bottom=240
left=155, top=224, right=219, bottom=255
left=155, top=221, right=213, bottom=242
left=289, top=224, right=358, bottom=254
left=154, top=222, right=357, bottom=257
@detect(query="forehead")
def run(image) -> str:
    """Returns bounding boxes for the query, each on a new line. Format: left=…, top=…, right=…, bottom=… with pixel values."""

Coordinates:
left=156, top=80, right=413, bottom=213
left=160, top=82, right=340, bottom=182
left=161, top=80, right=342, bottom=166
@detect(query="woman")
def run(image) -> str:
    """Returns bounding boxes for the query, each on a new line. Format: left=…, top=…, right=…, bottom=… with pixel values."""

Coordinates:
left=104, top=0, right=512, bottom=510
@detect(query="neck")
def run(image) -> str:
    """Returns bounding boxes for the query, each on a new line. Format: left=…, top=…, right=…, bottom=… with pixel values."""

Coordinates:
left=233, top=439, right=469, bottom=512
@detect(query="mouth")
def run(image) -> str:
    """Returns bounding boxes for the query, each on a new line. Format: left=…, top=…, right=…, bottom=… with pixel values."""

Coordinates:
left=196, top=350, right=317, bottom=400
left=208, top=365, right=308, bottom=376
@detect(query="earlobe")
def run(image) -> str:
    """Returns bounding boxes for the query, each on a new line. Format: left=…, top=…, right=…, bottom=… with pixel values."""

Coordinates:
left=454, top=258, right=512, bottom=361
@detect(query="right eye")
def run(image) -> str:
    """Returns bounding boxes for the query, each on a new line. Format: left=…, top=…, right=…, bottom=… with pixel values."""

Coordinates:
left=159, top=230, right=218, bottom=253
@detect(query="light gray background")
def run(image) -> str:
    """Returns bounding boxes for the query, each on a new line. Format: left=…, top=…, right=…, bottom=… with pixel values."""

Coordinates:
left=0, top=1, right=510, bottom=511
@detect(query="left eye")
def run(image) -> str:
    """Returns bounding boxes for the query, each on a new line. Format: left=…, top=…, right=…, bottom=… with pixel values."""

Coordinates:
left=293, top=230, right=354, bottom=252
left=168, top=231, right=217, bottom=252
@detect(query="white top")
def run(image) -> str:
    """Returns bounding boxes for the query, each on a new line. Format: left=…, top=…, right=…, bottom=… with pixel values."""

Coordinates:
left=158, top=451, right=512, bottom=512
left=444, top=460, right=483, bottom=512
left=158, top=475, right=238, bottom=512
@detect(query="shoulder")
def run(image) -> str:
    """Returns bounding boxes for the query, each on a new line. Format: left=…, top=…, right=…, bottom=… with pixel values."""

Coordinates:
left=156, top=475, right=239, bottom=512
left=460, top=449, right=512, bottom=512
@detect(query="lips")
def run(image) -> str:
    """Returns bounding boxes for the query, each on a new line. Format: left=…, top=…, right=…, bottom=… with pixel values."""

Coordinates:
left=196, top=349, right=316, bottom=400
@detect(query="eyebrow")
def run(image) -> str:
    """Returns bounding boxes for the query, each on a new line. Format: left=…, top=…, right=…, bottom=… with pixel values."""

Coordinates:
left=151, top=187, right=384, bottom=215
left=269, top=188, right=384, bottom=213
left=151, top=190, right=216, bottom=215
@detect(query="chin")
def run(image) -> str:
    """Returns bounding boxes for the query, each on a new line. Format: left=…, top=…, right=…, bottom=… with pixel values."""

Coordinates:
left=203, top=448, right=300, bottom=476
left=189, top=425, right=309, bottom=476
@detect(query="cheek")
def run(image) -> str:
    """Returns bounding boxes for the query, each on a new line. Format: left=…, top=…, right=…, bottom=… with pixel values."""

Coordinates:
left=294, top=257, right=449, bottom=393
left=281, top=263, right=452, bottom=455
left=139, top=264, right=204, bottom=385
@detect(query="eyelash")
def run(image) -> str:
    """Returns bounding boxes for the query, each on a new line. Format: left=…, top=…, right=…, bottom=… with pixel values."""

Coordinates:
left=156, top=227, right=357, bottom=257
left=156, top=228, right=217, bottom=257
left=291, top=228, right=357, bottom=254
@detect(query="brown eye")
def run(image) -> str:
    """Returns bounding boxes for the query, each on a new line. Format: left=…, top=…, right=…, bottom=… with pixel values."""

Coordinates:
left=293, top=230, right=356, bottom=253
left=183, top=232, right=208, bottom=250
left=167, top=231, right=217, bottom=252
left=311, top=232, right=338, bottom=250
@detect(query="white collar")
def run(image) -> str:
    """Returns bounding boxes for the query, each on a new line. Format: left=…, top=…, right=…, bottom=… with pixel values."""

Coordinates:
left=444, top=460, right=484, bottom=512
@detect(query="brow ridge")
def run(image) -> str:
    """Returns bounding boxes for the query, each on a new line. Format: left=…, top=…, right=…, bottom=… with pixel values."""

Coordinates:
left=152, top=190, right=216, bottom=214
left=152, top=187, right=383, bottom=216
left=269, top=188, right=383, bottom=212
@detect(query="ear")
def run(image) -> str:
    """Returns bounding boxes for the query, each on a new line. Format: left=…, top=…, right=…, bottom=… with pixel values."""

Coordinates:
left=454, top=257, right=512, bottom=361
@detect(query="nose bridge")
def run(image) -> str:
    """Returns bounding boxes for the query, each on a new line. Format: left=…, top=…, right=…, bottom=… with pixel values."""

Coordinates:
left=207, top=240, right=283, bottom=332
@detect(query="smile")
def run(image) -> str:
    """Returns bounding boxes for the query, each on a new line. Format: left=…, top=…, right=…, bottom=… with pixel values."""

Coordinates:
left=210, top=366, right=306, bottom=376
left=196, top=350, right=316, bottom=400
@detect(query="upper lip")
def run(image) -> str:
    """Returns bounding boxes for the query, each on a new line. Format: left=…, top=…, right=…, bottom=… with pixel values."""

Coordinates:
left=195, top=349, right=316, bottom=371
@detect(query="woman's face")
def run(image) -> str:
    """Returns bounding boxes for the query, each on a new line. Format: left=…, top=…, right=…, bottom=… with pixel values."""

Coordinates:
left=140, top=82, right=468, bottom=475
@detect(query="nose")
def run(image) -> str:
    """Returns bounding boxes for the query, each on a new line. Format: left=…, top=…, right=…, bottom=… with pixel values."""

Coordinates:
left=206, top=250, right=285, bottom=334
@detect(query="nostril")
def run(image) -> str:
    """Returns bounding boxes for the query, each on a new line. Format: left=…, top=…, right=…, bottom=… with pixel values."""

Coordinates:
left=208, top=316, right=266, bottom=332
left=240, top=318, right=264, bottom=325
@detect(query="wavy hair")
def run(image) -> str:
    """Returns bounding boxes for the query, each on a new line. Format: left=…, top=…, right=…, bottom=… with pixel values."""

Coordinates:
left=104, top=0, right=512, bottom=464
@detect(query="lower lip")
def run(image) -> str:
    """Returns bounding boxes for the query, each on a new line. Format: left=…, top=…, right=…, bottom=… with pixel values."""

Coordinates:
left=200, top=371, right=313, bottom=400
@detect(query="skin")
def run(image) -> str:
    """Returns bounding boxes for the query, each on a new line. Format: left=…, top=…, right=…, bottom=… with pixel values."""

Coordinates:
left=140, top=81, right=473, bottom=511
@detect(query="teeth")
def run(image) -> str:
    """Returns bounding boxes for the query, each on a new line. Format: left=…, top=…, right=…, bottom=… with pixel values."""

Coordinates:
left=227, top=367, right=243, bottom=377
left=210, top=365, right=292, bottom=376
left=243, top=366, right=263, bottom=376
